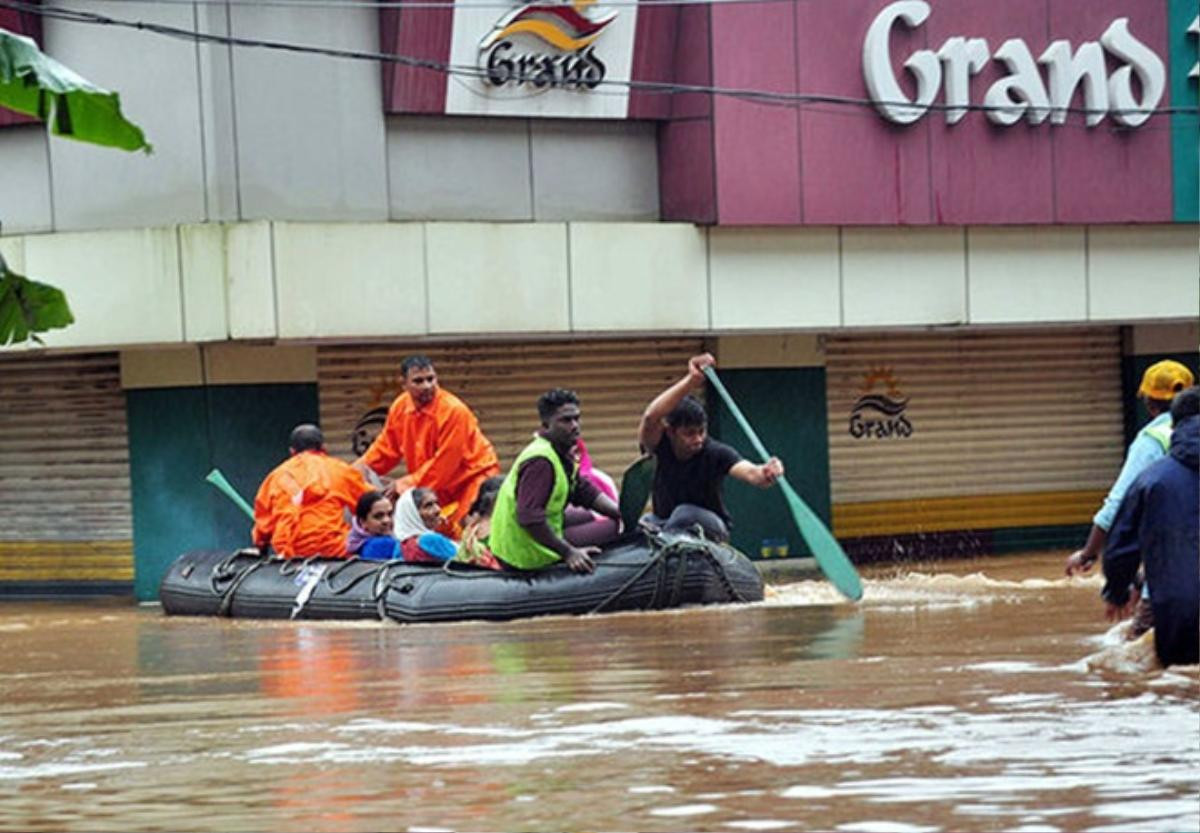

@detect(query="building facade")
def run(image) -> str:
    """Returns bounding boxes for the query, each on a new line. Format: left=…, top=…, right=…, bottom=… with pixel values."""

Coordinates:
left=0, top=0, right=1196, bottom=599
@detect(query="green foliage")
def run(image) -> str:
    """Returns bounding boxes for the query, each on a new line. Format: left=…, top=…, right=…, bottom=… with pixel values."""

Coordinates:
left=0, top=28, right=150, bottom=152
left=0, top=259, right=75, bottom=345
left=0, top=27, right=150, bottom=344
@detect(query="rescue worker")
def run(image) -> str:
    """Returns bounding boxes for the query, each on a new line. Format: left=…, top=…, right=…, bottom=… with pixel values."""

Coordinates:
left=354, top=355, right=500, bottom=532
left=638, top=353, right=783, bottom=543
left=1065, top=359, right=1194, bottom=577
left=253, top=424, right=370, bottom=558
left=489, top=389, right=621, bottom=574
left=1102, top=387, right=1200, bottom=668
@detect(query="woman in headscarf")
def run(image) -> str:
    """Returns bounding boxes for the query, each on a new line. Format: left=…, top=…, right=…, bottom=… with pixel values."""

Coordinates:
left=394, top=487, right=458, bottom=563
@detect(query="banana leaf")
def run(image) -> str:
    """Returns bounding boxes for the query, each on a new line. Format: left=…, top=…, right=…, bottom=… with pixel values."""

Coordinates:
left=0, top=254, right=73, bottom=345
left=0, top=27, right=149, bottom=152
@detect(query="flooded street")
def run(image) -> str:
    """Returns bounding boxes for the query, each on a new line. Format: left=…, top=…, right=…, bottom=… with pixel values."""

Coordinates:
left=0, top=551, right=1196, bottom=833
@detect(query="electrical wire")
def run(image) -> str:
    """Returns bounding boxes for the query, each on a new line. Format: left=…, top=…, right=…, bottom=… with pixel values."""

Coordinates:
left=3, top=0, right=1197, bottom=125
left=27, top=0, right=809, bottom=8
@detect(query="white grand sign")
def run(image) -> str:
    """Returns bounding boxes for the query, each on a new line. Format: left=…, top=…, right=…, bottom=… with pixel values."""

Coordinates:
left=445, top=0, right=637, bottom=119
left=862, top=0, right=1166, bottom=127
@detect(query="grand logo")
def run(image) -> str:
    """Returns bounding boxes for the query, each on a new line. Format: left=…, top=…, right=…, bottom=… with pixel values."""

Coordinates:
left=480, top=0, right=614, bottom=90
left=849, top=367, right=913, bottom=440
left=863, top=0, right=1166, bottom=127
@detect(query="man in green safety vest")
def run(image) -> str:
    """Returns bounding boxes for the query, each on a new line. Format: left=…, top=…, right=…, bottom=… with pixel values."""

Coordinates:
left=490, top=389, right=622, bottom=574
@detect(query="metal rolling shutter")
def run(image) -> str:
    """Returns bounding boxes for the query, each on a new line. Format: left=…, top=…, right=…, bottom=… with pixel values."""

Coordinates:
left=825, top=328, right=1123, bottom=537
left=317, top=338, right=704, bottom=478
left=0, top=352, right=133, bottom=582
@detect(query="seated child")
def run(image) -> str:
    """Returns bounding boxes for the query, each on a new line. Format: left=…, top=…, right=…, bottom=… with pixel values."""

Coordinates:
left=454, top=475, right=505, bottom=571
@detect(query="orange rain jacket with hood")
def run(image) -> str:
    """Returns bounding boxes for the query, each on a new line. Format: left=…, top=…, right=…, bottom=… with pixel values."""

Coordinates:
left=253, top=450, right=370, bottom=557
left=360, top=387, right=500, bottom=529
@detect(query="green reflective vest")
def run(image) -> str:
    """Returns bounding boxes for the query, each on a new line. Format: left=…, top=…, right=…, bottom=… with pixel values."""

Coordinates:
left=489, top=436, right=573, bottom=570
left=1141, top=420, right=1172, bottom=452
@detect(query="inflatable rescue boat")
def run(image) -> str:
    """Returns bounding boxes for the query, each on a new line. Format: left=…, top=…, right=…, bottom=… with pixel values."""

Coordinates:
left=159, top=530, right=764, bottom=623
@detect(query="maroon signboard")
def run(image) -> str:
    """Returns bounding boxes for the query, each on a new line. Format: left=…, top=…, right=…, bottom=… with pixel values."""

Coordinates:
left=0, top=6, right=43, bottom=128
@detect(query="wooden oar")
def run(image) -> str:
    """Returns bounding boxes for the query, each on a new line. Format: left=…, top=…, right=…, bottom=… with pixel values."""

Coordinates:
left=703, top=366, right=863, bottom=601
left=205, top=468, right=254, bottom=520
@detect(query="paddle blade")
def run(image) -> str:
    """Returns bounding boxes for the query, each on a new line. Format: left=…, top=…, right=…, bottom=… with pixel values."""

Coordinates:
left=205, top=468, right=255, bottom=521
left=619, top=455, right=655, bottom=532
left=779, top=478, right=863, bottom=601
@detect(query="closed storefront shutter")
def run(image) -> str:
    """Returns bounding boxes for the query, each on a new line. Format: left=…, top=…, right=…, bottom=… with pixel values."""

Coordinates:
left=0, top=352, right=133, bottom=586
left=825, top=329, right=1123, bottom=542
left=317, top=338, right=704, bottom=478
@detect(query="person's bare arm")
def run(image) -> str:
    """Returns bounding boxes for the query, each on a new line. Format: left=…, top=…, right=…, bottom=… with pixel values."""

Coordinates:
left=638, top=353, right=715, bottom=451
left=522, top=521, right=598, bottom=573
left=729, top=457, right=784, bottom=488
left=1065, top=525, right=1107, bottom=576
left=590, top=492, right=621, bottom=522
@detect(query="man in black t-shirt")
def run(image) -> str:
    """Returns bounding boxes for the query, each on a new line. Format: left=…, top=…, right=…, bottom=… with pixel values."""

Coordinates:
left=637, top=353, right=784, bottom=542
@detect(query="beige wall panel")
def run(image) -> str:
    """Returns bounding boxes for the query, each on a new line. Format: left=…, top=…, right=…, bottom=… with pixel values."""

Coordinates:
left=120, top=347, right=203, bottom=389
left=569, top=224, right=708, bottom=331
left=842, top=228, right=967, bottom=326
left=226, top=221, right=276, bottom=339
left=426, top=223, right=569, bottom=335
left=274, top=222, right=426, bottom=339
left=204, top=344, right=317, bottom=384
left=826, top=329, right=1123, bottom=505
left=0, top=127, right=52, bottom=234
left=717, top=334, right=824, bottom=369
left=1130, top=321, right=1200, bottom=355
left=1089, top=226, right=1200, bottom=321
left=179, top=224, right=229, bottom=341
left=709, top=228, right=839, bottom=329
left=44, top=8, right=207, bottom=232
left=967, top=227, right=1087, bottom=324
left=22, top=228, right=183, bottom=348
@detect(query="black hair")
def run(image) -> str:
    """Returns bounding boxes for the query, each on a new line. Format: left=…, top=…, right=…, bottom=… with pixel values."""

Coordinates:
left=537, top=388, right=580, bottom=424
left=1170, top=386, right=1200, bottom=424
left=411, top=487, right=436, bottom=507
left=666, top=395, right=707, bottom=429
left=467, top=474, right=506, bottom=520
left=400, top=355, right=434, bottom=377
left=289, top=423, right=324, bottom=452
left=355, top=490, right=386, bottom=522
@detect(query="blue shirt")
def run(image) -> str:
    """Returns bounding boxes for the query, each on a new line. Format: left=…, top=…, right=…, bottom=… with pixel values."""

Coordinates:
left=1093, top=412, right=1171, bottom=531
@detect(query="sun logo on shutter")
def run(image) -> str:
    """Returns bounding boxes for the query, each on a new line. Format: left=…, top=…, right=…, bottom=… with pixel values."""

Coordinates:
left=850, top=367, right=913, bottom=440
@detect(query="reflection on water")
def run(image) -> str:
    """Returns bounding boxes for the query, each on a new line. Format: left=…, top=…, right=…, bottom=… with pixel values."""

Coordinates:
left=0, top=552, right=1196, bottom=833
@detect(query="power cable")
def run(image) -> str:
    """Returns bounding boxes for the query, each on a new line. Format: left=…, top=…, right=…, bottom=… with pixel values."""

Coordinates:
left=2, top=0, right=1196, bottom=125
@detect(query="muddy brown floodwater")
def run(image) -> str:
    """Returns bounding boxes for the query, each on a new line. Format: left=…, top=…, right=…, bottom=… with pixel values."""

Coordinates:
left=0, top=551, right=1196, bottom=832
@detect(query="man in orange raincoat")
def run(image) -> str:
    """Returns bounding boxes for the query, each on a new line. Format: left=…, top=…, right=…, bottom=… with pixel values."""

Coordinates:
left=253, top=424, right=371, bottom=557
left=355, top=355, right=500, bottom=532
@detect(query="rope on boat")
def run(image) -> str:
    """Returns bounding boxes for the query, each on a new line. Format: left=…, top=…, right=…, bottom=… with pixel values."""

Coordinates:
left=587, top=528, right=751, bottom=614
left=211, top=549, right=276, bottom=617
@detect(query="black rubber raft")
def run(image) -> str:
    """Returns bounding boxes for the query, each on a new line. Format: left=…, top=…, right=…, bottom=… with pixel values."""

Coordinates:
left=159, top=530, right=764, bottom=623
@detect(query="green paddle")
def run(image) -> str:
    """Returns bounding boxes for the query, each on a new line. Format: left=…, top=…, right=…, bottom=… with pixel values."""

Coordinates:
left=618, top=454, right=656, bottom=532
left=205, top=468, right=255, bottom=520
left=703, top=366, right=863, bottom=601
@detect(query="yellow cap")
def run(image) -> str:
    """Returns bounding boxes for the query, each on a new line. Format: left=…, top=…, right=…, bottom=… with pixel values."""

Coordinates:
left=1138, top=360, right=1195, bottom=400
